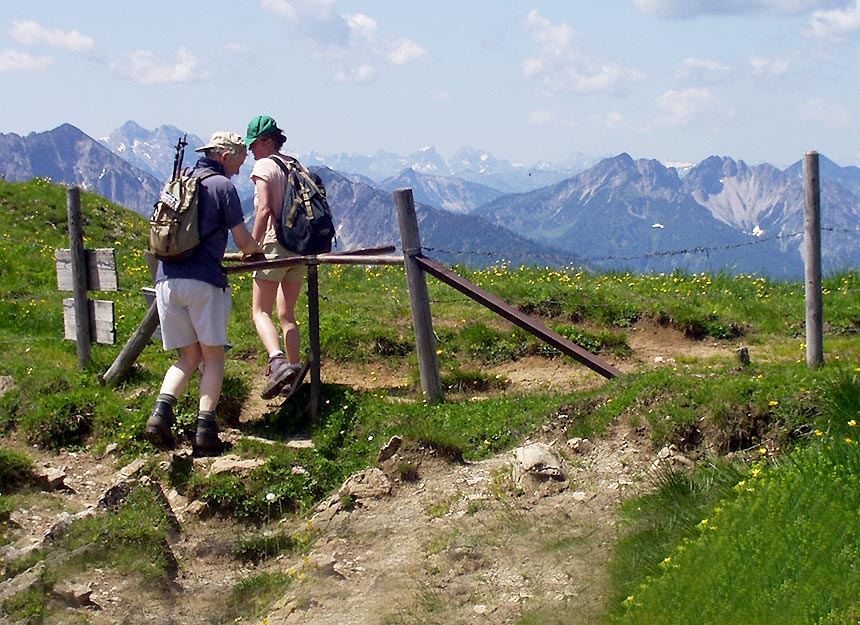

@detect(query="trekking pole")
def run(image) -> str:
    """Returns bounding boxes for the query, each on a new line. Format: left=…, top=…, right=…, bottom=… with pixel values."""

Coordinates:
left=171, top=134, right=187, bottom=181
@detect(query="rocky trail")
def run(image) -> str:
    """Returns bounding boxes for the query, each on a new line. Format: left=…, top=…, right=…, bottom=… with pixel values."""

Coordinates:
left=0, top=324, right=733, bottom=624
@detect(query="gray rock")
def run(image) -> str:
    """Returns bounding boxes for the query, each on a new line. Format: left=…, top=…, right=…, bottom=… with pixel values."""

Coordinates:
left=205, top=455, right=266, bottom=477
left=338, top=467, right=392, bottom=500
left=33, top=465, right=66, bottom=491
left=513, top=443, right=567, bottom=482
left=377, top=435, right=403, bottom=463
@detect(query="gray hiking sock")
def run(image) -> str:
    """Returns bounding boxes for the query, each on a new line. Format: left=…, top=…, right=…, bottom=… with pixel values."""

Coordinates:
left=151, top=394, right=177, bottom=425
left=157, top=393, right=177, bottom=407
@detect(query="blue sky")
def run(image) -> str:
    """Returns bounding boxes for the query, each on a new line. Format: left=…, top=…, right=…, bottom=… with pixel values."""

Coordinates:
left=2, top=0, right=860, bottom=168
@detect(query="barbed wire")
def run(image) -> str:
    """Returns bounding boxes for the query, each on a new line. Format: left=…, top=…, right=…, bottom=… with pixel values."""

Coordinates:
left=318, top=283, right=860, bottom=314
left=423, top=230, right=810, bottom=265
left=422, top=227, right=860, bottom=265
left=5, top=222, right=860, bottom=272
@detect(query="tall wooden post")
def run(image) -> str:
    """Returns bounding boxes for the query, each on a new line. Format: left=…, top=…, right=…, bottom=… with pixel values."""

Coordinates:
left=307, top=261, right=321, bottom=418
left=803, top=151, right=824, bottom=370
left=393, top=188, right=443, bottom=403
left=67, top=187, right=91, bottom=370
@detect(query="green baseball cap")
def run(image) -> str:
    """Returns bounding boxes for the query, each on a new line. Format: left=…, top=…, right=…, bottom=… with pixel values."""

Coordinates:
left=245, top=115, right=283, bottom=147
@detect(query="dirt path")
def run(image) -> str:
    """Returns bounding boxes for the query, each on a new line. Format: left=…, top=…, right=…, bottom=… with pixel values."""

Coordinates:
left=255, top=416, right=675, bottom=625
left=1, top=323, right=733, bottom=624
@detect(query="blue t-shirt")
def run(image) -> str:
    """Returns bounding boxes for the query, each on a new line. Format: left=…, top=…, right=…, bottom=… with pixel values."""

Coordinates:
left=156, top=158, right=245, bottom=289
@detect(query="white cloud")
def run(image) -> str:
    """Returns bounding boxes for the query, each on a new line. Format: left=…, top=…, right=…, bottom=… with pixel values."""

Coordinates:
left=260, top=0, right=336, bottom=20
left=262, top=0, right=350, bottom=48
left=0, top=49, right=53, bottom=73
left=528, top=110, right=573, bottom=127
left=635, top=0, right=849, bottom=18
left=750, top=56, right=790, bottom=77
left=653, top=87, right=719, bottom=127
left=523, top=10, right=643, bottom=95
left=529, top=108, right=628, bottom=130
left=799, top=98, right=854, bottom=127
left=596, top=111, right=626, bottom=128
left=526, top=9, right=575, bottom=48
left=261, top=0, right=298, bottom=18
left=113, top=47, right=204, bottom=85
left=10, top=20, right=94, bottom=51
left=809, top=1, right=860, bottom=40
left=342, top=13, right=427, bottom=68
left=387, top=38, right=429, bottom=65
left=262, top=3, right=427, bottom=83
left=346, top=13, right=378, bottom=40
left=334, top=64, right=377, bottom=83
left=675, top=57, right=732, bottom=80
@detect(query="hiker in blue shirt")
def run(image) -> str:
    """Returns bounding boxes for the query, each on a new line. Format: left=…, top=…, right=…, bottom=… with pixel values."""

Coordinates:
left=146, top=131, right=263, bottom=456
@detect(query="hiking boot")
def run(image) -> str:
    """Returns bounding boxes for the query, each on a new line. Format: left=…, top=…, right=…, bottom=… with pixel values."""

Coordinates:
left=278, top=364, right=303, bottom=398
left=145, top=400, right=176, bottom=451
left=261, top=354, right=294, bottom=399
left=192, top=418, right=230, bottom=457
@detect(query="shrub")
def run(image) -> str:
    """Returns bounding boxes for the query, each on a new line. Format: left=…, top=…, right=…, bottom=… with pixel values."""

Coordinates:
left=233, top=531, right=300, bottom=564
left=20, top=393, right=94, bottom=450
left=0, top=447, right=34, bottom=491
left=441, top=367, right=508, bottom=393
left=457, top=322, right=527, bottom=364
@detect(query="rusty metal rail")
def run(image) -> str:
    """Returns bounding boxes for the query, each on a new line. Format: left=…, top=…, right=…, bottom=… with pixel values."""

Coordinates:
left=415, top=255, right=622, bottom=379
left=222, top=246, right=402, bottom=274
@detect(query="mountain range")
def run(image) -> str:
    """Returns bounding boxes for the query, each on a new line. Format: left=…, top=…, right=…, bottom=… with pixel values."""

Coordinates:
left=474, top=153, right=831, bottom=276
left=0, top=123, right=163, bottom=216
left=2, top=121, right=859, bottom=277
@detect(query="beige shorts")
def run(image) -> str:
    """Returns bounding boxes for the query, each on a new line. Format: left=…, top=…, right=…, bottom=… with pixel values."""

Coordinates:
left=253, top=242, right=306, bottom=283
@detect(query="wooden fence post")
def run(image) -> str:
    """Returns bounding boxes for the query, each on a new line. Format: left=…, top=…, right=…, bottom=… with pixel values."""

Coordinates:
left=66, top=187, right=91, bottom=370
left=393, top=188, right=443, bottom=403
left=803, top=151, right=824, bottom=370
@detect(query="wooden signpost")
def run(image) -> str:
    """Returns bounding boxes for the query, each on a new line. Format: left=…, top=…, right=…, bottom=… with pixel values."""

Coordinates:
left=56, top=187, right=118, bottom=370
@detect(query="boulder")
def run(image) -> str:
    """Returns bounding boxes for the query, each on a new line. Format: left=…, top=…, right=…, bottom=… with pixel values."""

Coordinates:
left=338, top=467, right=392, bottom=500
left=513, top=443, right=567, bottom=483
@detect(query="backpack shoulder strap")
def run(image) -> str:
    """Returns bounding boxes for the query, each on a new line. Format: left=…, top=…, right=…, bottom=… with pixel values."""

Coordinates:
left=268, top=155, right=322, bottom=194
left=192, top=168, right=219, bottom=181
left=269, top=154, right=307, bottom=174
left=268, top=154, right=290, bottom=175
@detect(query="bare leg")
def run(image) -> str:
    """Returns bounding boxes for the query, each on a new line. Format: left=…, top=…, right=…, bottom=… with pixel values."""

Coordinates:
left=198, top=343, right=226, bottom=413
left=252, top=277, right=283, bottom=355
left=160, top=343, right=203, bottom=397
left=277, top=280, right=303, bottom=364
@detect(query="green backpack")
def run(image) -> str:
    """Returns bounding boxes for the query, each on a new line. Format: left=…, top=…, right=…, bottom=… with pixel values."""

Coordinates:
left=149, top=169, right=217, bottom=261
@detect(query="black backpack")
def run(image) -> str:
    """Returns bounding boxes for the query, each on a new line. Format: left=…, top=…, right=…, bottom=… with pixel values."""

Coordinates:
left=269, top=155, right=335, bottom=255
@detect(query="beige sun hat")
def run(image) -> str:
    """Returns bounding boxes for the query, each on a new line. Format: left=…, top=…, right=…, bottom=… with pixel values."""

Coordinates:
left=195, top=131, right=246, bottom=153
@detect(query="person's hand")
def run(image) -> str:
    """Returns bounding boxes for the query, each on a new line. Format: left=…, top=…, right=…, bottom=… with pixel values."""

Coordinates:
left=243, top=252, right=266, bottom=262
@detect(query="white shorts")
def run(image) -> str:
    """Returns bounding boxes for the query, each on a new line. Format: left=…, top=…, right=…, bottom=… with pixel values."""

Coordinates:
left=155, top=279, right=232, bottom=350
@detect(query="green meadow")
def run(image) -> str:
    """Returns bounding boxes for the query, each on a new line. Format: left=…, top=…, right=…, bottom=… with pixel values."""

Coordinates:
left=0, top=177, right=858, bottom=624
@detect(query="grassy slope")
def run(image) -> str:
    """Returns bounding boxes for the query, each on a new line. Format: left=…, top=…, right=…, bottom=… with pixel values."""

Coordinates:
left=1, top=178, right=859, bottom=624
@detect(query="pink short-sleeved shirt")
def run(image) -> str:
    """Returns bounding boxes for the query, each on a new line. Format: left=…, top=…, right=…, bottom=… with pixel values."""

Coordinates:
left=250, top=154, right=288, bottom=246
